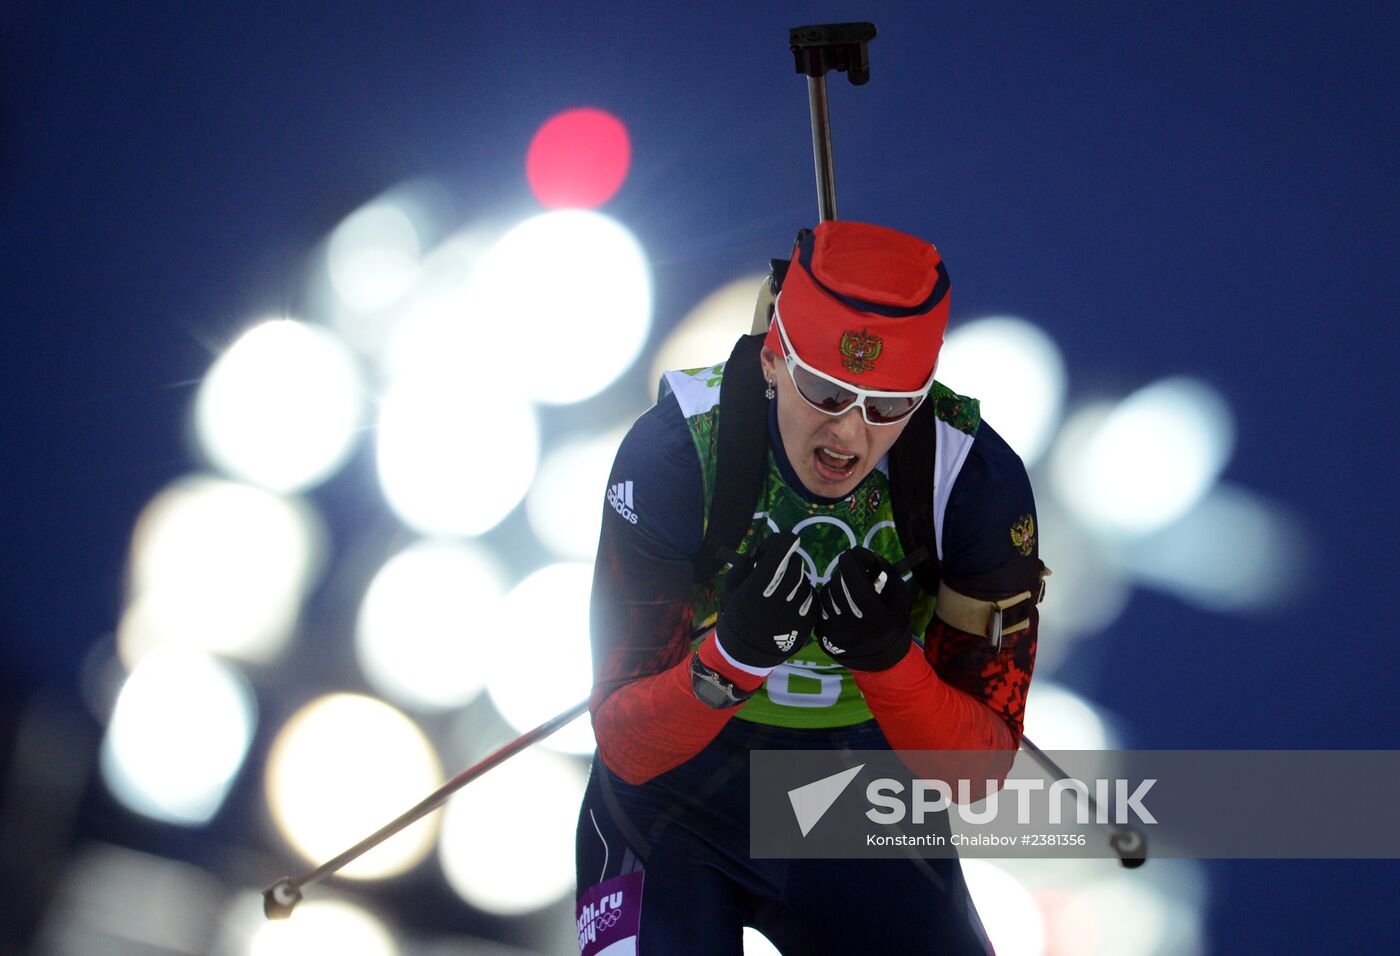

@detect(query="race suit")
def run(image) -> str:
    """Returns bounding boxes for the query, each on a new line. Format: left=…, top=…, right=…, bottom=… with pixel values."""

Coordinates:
left=576, top=361, right=1040, bottom=955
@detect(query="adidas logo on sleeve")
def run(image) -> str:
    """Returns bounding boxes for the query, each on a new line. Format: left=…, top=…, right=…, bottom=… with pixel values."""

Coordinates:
left=607, top=480, right=639, bottom=524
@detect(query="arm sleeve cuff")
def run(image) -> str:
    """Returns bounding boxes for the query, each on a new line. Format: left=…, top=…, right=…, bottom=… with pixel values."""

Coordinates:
left=706, top=631, right=775, bottom=686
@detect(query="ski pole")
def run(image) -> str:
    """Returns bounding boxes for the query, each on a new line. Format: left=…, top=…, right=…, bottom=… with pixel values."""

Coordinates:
left=1018, top=735, right=1148, bottom=868
left=262, top=699, right=589, bottom=919
left=262, top=649, right=1141, bottom=919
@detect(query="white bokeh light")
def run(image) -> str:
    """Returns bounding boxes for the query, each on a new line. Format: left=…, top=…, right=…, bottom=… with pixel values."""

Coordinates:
left=936, top=316, right=1068, bottom=467
left=1113, top=483, right=1303, bottom=613
left=526, top=428, right=628, bottom=561
left=483, top=562, right=596, bottom=754
left=265, top=694, right=442, bottom=880
left=1050, top=378, right=1235, bottom=537
left=438, top=747, right=586, bottom=915
left=1023, top=680, right=1115, bottom=751
left=40, top=846, right=227, bottom=956
left=743, top=928, right=782, bottom=955
left=247, top=899, right=399, bottom=956
left=100, top=651, right=255, bottom=825
left=328, top=201, right=422, bottom=313
left=119, top=476, right=321, bottom=667
left=1064, top=871, right=1199, bottom=956
left=316, top=185, right=470, bottom=359
left=990, top=858, right=1207, bottom=956
left=375, top=224, right=499, bottom=378
left=195, top=319, right=365, bottom=493
left=649, top=274, right=767, bottom=391
left=961, top=860, right=1046, bottom=956
left=466, top=210, right=652, bottom=405
left=375, top=373, right=540, bottom=536
left=1030, top=496, right=1133, bottom=671
left=355, top=540, right=509, bottom=711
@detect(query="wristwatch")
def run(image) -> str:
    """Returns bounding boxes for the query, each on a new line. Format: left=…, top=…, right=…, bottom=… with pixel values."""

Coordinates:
left=690, top=648, right=758, bottom=709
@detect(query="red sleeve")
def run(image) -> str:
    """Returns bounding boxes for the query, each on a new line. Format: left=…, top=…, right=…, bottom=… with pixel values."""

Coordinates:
left=849, top=609, right=1038, bottom=756
left=592, top=631, right=761, bottom=785
left=587, top=397, right=763, bottom=785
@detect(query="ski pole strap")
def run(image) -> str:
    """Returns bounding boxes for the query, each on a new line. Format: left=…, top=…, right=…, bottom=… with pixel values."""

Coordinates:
left=933, top=566, right=1051, bottom=652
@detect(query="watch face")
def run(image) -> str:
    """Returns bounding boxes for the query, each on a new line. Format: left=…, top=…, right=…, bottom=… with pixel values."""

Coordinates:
left=690, top=651, right=747, bottom=708
left=696, top=675, right=734, bottom=708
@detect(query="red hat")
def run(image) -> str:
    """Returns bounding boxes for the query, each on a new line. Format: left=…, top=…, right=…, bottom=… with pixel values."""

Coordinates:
left=764, top=221, right=950, bottom=391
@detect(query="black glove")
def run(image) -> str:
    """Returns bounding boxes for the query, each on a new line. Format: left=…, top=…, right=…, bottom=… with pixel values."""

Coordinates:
left=716, top=531, right=815, bottom=669
left=815, top=548, right=913, bottom=671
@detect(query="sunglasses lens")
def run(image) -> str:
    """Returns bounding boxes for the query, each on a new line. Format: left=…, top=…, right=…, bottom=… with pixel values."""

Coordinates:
left=791, top=364, right=858, bottom=414
left=864, top=395, right=921, bottom=424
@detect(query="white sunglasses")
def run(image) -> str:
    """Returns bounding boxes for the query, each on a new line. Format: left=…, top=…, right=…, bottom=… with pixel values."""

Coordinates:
left=772, top=303, right=934, bottom=425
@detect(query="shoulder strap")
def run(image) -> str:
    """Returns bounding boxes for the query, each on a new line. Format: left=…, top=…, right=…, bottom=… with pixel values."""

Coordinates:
left=888, top=397, right=942, bottom=593
left=694, top=333, right=770, bottom=583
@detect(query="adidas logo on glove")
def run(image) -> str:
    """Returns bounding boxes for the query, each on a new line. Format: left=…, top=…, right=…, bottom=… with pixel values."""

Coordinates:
left=773, top=630, right=799, bottom=652
left=608, top=481, right=638, bottom=525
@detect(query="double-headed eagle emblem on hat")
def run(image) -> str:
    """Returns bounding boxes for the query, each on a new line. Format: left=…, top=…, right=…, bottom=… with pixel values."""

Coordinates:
left=839, top=329, right=883, bottom=374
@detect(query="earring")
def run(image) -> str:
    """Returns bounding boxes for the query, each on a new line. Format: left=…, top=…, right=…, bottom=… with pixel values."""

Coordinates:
left=764, top=380, right=775, bottom=400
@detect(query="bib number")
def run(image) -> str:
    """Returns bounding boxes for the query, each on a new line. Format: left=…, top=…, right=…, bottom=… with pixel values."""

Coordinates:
left=765, top=663, right=842, bottom=708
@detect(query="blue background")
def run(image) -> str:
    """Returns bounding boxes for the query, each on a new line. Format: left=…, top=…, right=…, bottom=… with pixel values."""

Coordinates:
left=3, top=2, right=1398, bottom=951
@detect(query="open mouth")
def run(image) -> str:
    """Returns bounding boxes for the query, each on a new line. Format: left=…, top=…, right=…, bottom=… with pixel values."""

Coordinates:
left=812, top=446, right=859, bottom=483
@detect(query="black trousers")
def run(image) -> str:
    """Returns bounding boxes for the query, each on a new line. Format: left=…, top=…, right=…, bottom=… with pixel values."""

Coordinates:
left=575, top=718, right=993, bottom=955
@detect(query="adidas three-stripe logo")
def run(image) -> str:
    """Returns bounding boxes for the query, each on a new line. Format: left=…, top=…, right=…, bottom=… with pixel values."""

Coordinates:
left=608, top=480, right=638, bottom=525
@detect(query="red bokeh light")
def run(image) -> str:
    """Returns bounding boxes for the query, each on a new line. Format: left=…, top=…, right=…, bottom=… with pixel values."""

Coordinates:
left=526, top=108, right=631, bottom=209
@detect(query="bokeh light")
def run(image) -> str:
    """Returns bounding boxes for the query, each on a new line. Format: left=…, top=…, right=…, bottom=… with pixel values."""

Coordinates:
left=526, top=427, right=628, bottom=561
left=100, top=651, right=256, bottom=825
left=375, top=222, right=500, bottom=377
left=355, top=539, right=509, bottom=711
left=247, top=899, right=399, bottom=956
left=1114, top=483, right=1304, bottom=613
left=438, top=748, right=586, bottom=915
left=327, top=201, right=423, bottom=314
left=961, top=859, right=1046, bottom=956
left=464, top=210, right=652, bottom=405
left=38, top=845, right=227, bottom=956
left=119, top=476, right=322, bottom=667
left=649, top=274, right=768, bottom=391
left=995, top=857, right=1206, bottom=956
left=743, top=928, right=782, bottom=955
left=375, top=373, right=541, bottom=536
left=526, top=108, right=631, bottom=209
left=1029, top=495, right=1133, bottom=667
left=195, top=319, right=365, bottom=492
left=314, top=185, right=455, bottom=359
left=483, top=562, right=596, bottom=754
left=1050, top=378, right=1235, bottom=537
left=1064, top=870, right=1201, bottom=956
left=1023, top=680, right=1115, bottom=750
left=937, top=316, right=1068, bottom=467
left=265, top=694, right=442, bottom=880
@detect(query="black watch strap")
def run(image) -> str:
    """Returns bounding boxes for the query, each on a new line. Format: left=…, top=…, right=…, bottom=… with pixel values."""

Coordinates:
left=689, top=648, right=758, bottom=709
